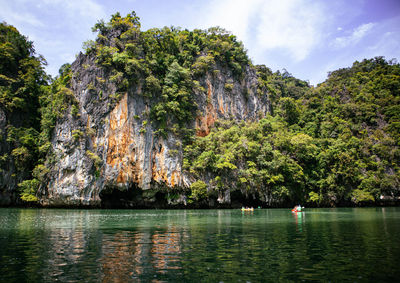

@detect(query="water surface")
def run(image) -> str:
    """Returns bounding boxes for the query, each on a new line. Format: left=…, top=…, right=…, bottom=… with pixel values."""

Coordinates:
left=0, top=207, right=399, bottom=282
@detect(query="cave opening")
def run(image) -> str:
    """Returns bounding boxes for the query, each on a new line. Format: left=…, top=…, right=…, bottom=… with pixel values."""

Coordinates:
left=99, top=185, right=143, bottom=208
left=230, top=190, right=263, bottom=208
left=99, top=185, right=171, bottom=208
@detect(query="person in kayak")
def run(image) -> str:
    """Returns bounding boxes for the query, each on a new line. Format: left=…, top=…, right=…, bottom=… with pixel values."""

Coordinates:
left=292, top=205, right=302, bottom=212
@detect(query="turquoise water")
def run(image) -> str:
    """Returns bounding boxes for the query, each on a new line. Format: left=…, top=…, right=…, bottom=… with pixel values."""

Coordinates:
left=0, top=208, right=399, bottom=282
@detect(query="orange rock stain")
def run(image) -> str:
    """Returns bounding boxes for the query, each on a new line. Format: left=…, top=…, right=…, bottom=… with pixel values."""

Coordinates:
left=196, top=80, right=217, bottom=137
left=152, top=144, right=168, bottom=183
left=106, top=94, right=141, bottom=185
left=218, top=95, right=225, bottom=114
left=170, top=171, right=179, bottom=187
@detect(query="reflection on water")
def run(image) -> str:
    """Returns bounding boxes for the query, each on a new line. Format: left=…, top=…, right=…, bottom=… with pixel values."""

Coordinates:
left=293, top=211, right=304, bottom=232
left=0, top=208, right=400, bottom=282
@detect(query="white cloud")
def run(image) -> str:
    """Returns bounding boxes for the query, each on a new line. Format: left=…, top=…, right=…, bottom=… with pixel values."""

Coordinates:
left=0, top=0, right=106, bottom=37
left=366, top=16, right=400, bottom=59
left=0, top=1, right=44, bottom=28
left=0, top=0, right=107, bottom=76
left=202, top=0, right=261, bottom=43
left=316, top=16, right=400, bottom=85
left=40, top=0, right=105, bottom=18
left=363, top=31, right=400, bottom=63
left=332, top=22, right=376, bottom=49
left=203, top=0, right=326, bottom=62
left=38, top=0, right=107, bottom=37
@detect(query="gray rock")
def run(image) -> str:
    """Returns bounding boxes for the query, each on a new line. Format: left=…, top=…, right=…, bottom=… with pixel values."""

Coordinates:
left=41, top=53, right=270, bottom=207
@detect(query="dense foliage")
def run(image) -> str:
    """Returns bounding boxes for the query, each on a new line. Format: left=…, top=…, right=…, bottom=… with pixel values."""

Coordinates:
left=0, top=23, right=46, bottom=114
left=85, top=11, right=249, bottom=140
left=0, top=23, right=74, bottom=202
left=185, top=57, right=400, bottom=206
left=0, top=22, right=48, bottom=202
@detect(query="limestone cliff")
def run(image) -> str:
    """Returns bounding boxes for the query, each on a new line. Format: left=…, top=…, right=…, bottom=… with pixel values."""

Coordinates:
left=40, top=52, right=269, bottom=207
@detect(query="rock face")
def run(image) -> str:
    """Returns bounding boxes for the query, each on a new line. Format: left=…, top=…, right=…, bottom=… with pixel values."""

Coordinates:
left=0, top=107, right=15, bottom=205
left=0, top=108, right=29, bottom=206
left=40, top=53, right=269, bottom=207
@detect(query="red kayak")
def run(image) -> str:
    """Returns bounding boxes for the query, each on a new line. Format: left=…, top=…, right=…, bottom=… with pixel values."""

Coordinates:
left=292, top=206, right=303, bottom=213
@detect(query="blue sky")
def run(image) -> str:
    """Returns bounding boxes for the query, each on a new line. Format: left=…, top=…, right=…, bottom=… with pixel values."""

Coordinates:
left=1, top=0, right=399, bottom=85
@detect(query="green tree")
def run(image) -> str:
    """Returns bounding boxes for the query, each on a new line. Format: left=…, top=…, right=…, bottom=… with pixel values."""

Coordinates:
left=0, top=23, right=48, bottom=202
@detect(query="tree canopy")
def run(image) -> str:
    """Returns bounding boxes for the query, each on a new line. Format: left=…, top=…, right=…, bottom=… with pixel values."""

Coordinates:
left=0, top=22, right=48, bottom=202
left=185, top=57, right=400, bottom=206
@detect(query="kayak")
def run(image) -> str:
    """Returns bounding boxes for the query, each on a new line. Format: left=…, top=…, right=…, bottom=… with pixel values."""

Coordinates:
left=241, top=208, right=254, bottom=211
left=292, top=206, right=304, bottom=213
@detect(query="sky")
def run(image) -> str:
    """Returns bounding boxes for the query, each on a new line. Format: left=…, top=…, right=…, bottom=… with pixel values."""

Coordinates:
left=1, top=0, right=399, bottom=85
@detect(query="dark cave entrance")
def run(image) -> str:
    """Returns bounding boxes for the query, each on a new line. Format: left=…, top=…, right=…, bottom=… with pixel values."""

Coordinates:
left=99, top=186, right=142, bottom=208
left=230, top=190, right=264, bottom=208
left=99, top=185, right=169, bottom=208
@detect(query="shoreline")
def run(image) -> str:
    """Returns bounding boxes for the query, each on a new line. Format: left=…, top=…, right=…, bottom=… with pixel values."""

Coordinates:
left=1, top=201, right=399, bottom=209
